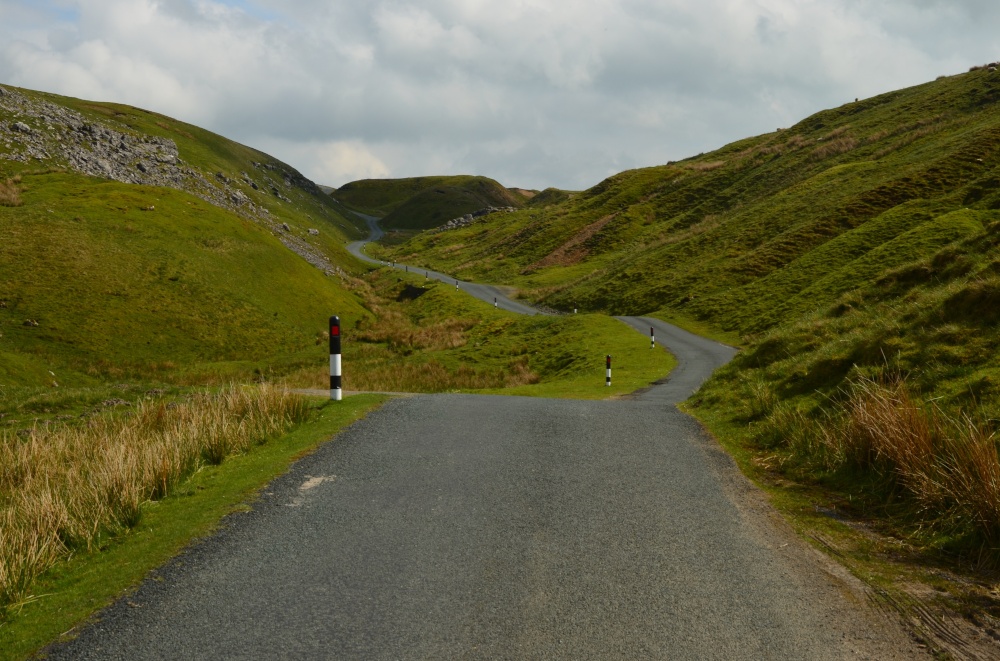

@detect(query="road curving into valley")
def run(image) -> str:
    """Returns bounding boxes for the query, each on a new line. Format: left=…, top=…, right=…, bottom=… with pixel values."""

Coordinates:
left=347, top=214, right=544, bottom=316
left=47, top=217, right=922, bottom=659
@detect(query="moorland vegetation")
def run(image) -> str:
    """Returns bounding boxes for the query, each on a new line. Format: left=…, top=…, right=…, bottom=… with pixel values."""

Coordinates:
left=387, top=66, right=1000, bottom=558
left=0, top=83, right=673, bottom=646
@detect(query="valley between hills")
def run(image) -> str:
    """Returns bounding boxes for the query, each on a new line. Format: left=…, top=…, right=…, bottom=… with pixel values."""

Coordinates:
left=5, top=65, right=1000, bottom=657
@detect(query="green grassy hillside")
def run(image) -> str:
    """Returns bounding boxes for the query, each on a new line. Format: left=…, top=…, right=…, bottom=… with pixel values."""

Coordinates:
left=388, top=68, right=1000, bottom=359
left=333, top=175, right=523, bottom=229
left=386, top=68, right=1000, bottom=552
left=0, top=85, right=370, bottom=396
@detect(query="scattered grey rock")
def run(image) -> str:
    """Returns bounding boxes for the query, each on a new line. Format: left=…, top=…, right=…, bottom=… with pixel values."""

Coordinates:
left=281, top=222, right=291, bottom=232
left=23, top=319, right=38, bottom=327
left=16, top=429, right=32, bottom=438
left=102, top=398, right=128, bottom=408
left=0, top=86, right=337, bottom=278
left=434, top=206, right=517, bottom=232
left=308, top=228, right=319, bottom=235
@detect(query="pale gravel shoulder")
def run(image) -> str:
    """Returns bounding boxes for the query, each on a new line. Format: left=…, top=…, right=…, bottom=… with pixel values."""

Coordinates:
left=688, top=414, right=924, bottom=658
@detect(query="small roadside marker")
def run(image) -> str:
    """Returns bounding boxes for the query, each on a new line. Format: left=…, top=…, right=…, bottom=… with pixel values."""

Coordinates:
left=606, top=354, right=612, bottom=387
left=329, top=315, right=342, bottom=401
left=650, top=326, right=655, bottom=349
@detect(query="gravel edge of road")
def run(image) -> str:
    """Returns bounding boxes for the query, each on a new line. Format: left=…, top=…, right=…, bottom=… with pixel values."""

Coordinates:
left=683, top=417, right=924, bottom=656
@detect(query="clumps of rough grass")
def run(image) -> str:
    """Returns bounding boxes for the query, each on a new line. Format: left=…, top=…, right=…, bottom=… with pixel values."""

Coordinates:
left=824, top=377, right=1000, bottom=538
left=345, top=357, right=538, bottom=392
left=354, top=306, right=474, bottom=352
left=342, top=271, right=475, bottom=353
left=684, top=160, right=726, bottom=172
left=0, top=384, right=308, bottom=616
left=287, top=352, right=539, bottom=393
left=0, top=175, right=23, bottom=207
left=652, top=214, right=722, bottom=248
left=811, top=129, right=859, bottom=161
left=734, top=134, right=811, bottom=168
left=750, top=375, right=1000, bottom=545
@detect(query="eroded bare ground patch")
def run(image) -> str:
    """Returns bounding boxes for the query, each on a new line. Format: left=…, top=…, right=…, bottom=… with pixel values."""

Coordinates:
left=526, top=212, right=617, bottom=270
left=873, top=582, right=1000, bottom=660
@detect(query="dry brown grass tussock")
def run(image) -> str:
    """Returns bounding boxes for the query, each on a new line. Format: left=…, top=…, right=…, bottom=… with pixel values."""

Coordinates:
left=820, top=377, right=1000, bottom=538
left=811, top=135, right=859, bottom=161
left=353, top=305, right=474, bottom=352
left=685, top=160, right=726, bottom=172
left=345, top=357, right=538, bottom=392
left=0, top=384, right=308, bottom=614
left=0, top=175, right=23, bottom=207
left=735, top=134, right=811, bottom=166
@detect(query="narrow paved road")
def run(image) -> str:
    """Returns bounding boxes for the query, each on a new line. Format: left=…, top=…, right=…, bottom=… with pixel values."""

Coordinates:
left=50, top=395, right=917, bottom=660
left=48, top=218, right=920, bottom=659
left=347, top=214, right=543, bottom=316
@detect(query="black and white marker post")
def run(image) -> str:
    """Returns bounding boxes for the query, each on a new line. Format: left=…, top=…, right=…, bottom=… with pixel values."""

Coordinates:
left=650, top=326, right=655, bottom=349
left=494, top=297, right=498, bottom=308
left=329, top=315, right=342, bottom=401
left=606, top=354, right=612, bottom=387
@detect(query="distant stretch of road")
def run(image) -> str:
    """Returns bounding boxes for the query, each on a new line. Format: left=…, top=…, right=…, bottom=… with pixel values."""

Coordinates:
left=49, top=217, right=919, bottom=659
left=347, top=213, right=544, bottom=316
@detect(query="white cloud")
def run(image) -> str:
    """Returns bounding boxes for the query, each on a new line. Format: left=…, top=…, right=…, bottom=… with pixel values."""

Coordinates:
left=1, top=0, right=999, bottom=189
left=253, top=138, right=392, bottom=184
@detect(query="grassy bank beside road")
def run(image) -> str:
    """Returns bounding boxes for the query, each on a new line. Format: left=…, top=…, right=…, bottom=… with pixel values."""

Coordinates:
left=0, top=392, right=386, bottom=661
left=283, top=268, right=676, bottom=399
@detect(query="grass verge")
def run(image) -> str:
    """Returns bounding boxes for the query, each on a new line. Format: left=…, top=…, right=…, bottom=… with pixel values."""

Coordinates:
left=686, top=383, right=1000, bottom=658
left=0, top=393, right=386, bottom=661
left=282, top=268, right=676, bottom=399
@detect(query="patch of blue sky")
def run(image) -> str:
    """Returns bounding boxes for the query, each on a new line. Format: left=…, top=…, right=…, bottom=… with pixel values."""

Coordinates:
left=11, top=0, right=79, bottom=24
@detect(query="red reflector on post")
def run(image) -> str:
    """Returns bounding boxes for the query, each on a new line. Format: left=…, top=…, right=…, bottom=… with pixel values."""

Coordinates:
left=331, top=326, right=340, bottom=336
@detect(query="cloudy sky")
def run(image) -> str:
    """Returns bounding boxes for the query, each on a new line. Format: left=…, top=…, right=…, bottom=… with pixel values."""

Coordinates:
left=1, top=1, right=998, bottom=190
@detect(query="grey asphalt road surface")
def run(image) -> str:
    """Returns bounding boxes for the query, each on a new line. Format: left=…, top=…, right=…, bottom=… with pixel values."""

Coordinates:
left=47, top=347, right=918, bottom=658
left=47, top=217, right=920, bottom=659
left=617, top=316, right=738, bottom=405
left=48, top=396, right=917, bottom=660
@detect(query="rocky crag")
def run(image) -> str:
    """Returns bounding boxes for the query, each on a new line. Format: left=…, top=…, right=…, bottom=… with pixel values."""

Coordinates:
left=0, top=85, right=343, bottom=276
